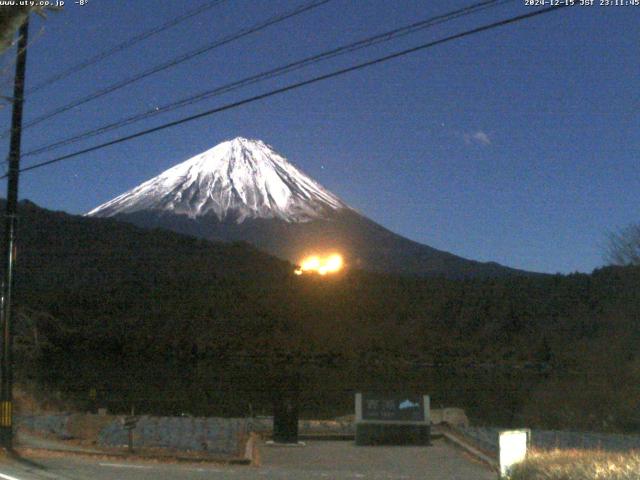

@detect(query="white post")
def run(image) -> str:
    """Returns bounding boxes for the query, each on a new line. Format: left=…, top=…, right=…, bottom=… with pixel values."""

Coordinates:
left=499, top=429, right=529, bottom=478
left=354, top=393, right=363, bottom=422
left=423, top=395, right=430, bottom=424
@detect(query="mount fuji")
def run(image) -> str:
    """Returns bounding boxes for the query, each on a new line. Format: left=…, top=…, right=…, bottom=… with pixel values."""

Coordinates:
left=88, top=137, right=528, bottom=278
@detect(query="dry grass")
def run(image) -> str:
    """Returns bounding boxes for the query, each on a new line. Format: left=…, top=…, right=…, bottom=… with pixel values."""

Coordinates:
left=508, top=449, right=640, bottom=480
left=14, top=384, right=75, bottom=414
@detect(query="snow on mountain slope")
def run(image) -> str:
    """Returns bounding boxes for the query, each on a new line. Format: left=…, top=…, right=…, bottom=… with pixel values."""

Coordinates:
left=87, top=137, right=347, bottom=223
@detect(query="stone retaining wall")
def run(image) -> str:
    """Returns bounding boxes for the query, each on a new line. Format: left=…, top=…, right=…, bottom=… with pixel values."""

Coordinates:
left=99, top=416, right=246, bottom=454
left=17, top=414, right=72, bottom=439
left=16, top=414, right=247, bottom=455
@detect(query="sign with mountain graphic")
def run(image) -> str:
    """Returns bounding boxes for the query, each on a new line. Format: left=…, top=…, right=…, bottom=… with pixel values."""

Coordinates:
left=361, top=394, right=425, bottom=422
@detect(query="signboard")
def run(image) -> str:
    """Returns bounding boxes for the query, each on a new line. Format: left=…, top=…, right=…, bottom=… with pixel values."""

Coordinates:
left=355, top=393, right=431, bottom=445
left=355, top=393, right=430, bottom=425
left=361, top=394, right=425, bottom=422
left=123, top=416, right=138, bottom=430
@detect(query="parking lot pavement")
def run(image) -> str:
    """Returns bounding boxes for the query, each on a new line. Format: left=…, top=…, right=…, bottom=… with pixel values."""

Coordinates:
left=257, top=439, right=496, bottom=480
left=0, top=439, right=496, bottom=480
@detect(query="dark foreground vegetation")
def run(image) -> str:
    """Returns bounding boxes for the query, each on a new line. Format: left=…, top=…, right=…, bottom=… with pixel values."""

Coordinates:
left=509, top=450, right=640, bottom=480
left=5, top=200, right=640, bottom=432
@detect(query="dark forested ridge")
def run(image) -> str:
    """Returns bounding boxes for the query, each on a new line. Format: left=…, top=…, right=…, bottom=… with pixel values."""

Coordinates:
left=5, top=200, right=640, bottom=432
left=111, top=207, right=534, bottom=278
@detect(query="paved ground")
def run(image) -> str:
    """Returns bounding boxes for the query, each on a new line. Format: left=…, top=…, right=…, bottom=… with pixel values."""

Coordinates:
left=0, top=439, right=496, bottom=480
left=257, top=440, right=496, bottom=480
left=16, top=432, right=105, bottom=455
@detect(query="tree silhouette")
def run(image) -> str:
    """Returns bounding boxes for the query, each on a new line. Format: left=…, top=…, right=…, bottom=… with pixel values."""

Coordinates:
left=606, top=224, right=640, bottom=266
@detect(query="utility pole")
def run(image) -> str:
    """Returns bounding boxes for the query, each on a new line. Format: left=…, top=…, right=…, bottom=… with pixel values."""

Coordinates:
left=0, top=17, right=29, bottom=449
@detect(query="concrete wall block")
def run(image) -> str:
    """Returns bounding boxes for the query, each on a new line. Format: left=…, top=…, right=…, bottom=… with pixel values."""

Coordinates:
left=98, top=419, right=128, bottom=446
left=16, top=414, right=73, bottom=439
left=95, top=415, right=247, bottom=453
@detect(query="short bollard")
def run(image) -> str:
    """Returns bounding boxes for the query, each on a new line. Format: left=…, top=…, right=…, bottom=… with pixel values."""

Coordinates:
left=499, top=429, right=529, bottom=478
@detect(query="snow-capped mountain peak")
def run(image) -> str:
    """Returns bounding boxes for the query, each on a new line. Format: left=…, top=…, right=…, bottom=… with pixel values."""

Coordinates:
left=87, top=137, right=347, bottom=223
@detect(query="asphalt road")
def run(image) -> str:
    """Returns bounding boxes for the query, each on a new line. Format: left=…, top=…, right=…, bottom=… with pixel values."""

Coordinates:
left=0, top=440, right=496, bottom=480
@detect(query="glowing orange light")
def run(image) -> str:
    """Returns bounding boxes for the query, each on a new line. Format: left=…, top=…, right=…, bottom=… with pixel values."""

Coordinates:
left=295, top=253, right=343, bottom=276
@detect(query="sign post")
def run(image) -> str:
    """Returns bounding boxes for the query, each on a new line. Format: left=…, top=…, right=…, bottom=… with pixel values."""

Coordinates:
left=122, top=410, right=138, bottom=453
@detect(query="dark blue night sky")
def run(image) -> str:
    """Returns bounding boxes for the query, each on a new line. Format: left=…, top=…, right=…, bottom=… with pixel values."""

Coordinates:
left=0, top=0, right=638, bottom=274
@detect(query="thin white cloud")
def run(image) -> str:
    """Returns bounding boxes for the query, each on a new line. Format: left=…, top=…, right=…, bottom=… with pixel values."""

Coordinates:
left=463, top=130, right=492, bottom=146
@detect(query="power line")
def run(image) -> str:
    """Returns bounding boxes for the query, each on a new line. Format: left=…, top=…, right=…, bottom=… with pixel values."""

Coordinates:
left=25, top=0, right=228, bottom=96
left=24, top=0, right=514, bottom=158
left=5, top=0, right=332, bottom=136
left=11, top=5, right=570, bottom=178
